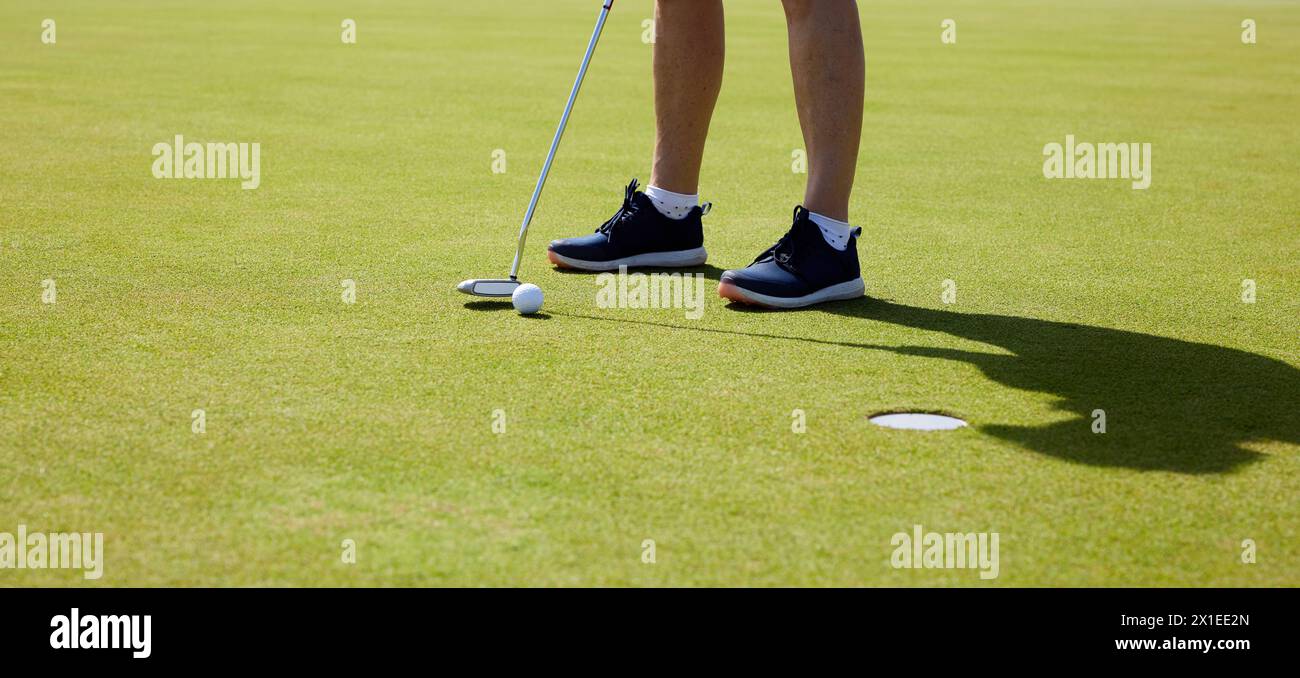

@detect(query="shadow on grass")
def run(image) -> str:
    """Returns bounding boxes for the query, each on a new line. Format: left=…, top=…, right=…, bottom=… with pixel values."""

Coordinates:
left=462, top=300, right=550, bottom=319
left=462, top=300, right=512, bottom=311
left=555, top=297, right=1300, bottom=474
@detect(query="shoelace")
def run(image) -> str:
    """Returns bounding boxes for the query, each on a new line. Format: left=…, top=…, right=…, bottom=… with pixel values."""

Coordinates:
left=596, top=179, right=641, bottom=236
left=752, top=206, right=805, bottom=274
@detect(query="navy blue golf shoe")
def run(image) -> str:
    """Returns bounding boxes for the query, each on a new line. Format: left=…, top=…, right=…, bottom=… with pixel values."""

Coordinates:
left=547, top=179, right=708, bottom=271
left=718, top=206, right=865, bottom=309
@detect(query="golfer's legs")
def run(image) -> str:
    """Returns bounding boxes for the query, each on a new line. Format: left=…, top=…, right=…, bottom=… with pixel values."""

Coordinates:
left=783, top=0, right=864, bottom=222
left=649, top=0, right=725, bottom=195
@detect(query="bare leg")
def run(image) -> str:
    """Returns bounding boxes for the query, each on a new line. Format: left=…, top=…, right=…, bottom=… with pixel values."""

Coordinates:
left=783, top=0, right=864, bottom=222
left=648, top=0, right=725, bottom=195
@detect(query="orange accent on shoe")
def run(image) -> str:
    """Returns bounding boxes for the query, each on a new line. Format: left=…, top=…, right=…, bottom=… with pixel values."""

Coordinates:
left=718, top=280, right=773, bottom=308
left=547, top=249, right=573, bottom=269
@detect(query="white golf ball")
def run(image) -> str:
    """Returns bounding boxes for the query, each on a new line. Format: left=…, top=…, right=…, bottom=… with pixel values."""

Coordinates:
left=512, top=283, right=543, bottom=314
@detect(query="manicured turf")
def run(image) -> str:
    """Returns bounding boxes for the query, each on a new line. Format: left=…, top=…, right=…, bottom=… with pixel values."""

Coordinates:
left=1, top=0, right=1297, bottom=586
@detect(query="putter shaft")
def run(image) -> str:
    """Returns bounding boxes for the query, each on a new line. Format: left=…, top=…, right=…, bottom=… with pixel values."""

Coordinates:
left=509, top=0, right=614, bottom=280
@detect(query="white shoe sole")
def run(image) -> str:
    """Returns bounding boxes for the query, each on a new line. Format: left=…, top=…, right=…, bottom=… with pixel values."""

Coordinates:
left=548, top=247, right=708, bottom=271
left=718, top=277, right=865, bottom=309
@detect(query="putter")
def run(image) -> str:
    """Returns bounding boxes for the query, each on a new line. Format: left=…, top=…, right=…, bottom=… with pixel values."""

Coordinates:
left=458, top=0, right=615, bottom=298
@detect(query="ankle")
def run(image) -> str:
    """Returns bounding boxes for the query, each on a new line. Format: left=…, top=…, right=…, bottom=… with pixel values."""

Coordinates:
left=806, top=211, right=855, bottom=251
left=645, top=184, right=699, bottom=220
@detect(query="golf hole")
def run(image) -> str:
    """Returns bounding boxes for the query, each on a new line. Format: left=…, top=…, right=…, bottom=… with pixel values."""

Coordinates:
left=869, top=412, right=968, bottom=431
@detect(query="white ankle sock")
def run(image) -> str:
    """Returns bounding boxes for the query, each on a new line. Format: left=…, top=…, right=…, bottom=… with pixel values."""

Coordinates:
left=645, top=185, right=699, bottom=220
left=807, top=211, right=855, bottom=251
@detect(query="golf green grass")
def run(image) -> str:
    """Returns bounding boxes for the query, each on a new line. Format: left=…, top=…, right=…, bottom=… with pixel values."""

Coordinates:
left=2, top=0, right=1297, bottom=586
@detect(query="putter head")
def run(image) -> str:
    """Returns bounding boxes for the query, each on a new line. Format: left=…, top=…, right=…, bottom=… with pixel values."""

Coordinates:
left=457, top=278, right=521, bottom=298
